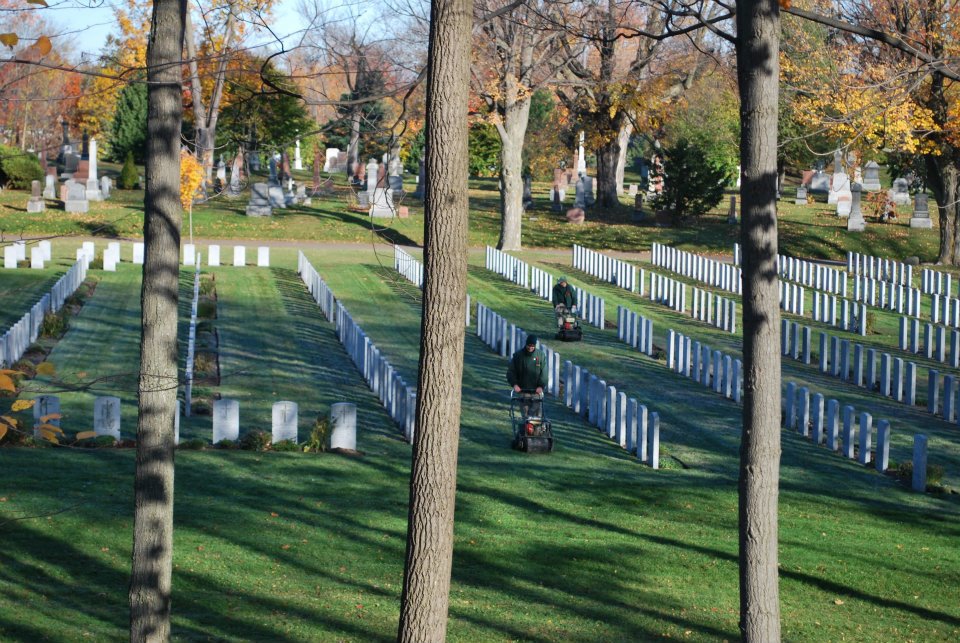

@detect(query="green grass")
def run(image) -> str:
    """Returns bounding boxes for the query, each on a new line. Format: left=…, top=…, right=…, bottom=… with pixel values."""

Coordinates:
left=1, top=177, right=941, bottom=263
left=0, top=184, right=957, bottom=640
left=0, top=269, right=62, bottom=331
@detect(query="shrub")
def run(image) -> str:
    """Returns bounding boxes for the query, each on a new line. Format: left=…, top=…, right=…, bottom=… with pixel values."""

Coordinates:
left=119, top=151, right=139, bottom=189
left=179, top=438, right=207, bottom=450
left=272, top=439, right=299, bottom=452
left=303, top=415, right=330, bottom=453
left=896, top=461, right=945, bottom=488
left=240, top=430, right=272, bottom=451
left=193, top=352, right=218, bottom=376
left=197, top=299, right=217, bottom=319
left=215, top=439, right=235, bottom=449
left=40, top=311, right=69, bottom=339
left=199, top=276, right=217, bottom=296
left=0, top=144, right=43, bottom=189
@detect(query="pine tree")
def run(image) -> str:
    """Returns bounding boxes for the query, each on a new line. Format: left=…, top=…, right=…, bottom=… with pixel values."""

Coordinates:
left=110, top=81, right=148, bottom=163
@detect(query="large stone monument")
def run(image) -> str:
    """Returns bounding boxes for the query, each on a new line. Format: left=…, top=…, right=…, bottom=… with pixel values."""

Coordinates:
left=293, top=140, right=303, bottom=171
left=245, top=182, right=273, bottom=217
left=891, top=178, right=910, bottom=205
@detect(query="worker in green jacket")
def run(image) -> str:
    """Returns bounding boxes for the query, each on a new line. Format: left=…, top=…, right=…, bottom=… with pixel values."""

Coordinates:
left=552, top=277, right=577, bottom=327
left=507, top=335, right=546, bottom=417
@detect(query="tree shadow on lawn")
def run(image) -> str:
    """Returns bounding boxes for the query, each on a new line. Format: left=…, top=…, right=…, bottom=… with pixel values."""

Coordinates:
left=282, top=202, right=421, bottom=247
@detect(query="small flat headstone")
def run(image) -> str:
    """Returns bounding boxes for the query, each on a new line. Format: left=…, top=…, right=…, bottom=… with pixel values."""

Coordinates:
left=94, top=396, right=121, bottom=439
left=212, top=399, right=240, bottom=443
left=330, top=402, right=357, bottom=450
left=271, top=401, right=298, bottom=444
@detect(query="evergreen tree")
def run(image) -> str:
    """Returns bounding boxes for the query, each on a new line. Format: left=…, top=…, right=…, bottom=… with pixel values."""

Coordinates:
left=109, top=81, right=148, bottom=163
left=653, top=139, right=730, bottom=222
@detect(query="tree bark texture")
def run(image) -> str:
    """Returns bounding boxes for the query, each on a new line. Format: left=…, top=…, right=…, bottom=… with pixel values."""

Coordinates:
left=596, top=135, right=622, bottom=208
left=129, top=0, right=185, bottom=640
left=496, top=73, right=531, bottom=251
left=615, top=119, right=633, bottom=196
left=736, top=0, right=782, bottom=641
left=397, top=0, right=473, bottom=639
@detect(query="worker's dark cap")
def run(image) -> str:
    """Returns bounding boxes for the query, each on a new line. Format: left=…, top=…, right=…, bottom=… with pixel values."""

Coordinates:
left=525, top=335, right=538, bottom=346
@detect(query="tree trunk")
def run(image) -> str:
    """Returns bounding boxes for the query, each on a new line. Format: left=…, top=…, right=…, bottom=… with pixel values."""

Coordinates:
left=736, top=0, right=782, bottom=641
left=496, top=77, right=531, bottom=251
left=928, top=155, right=959, bottom=264
left=347, top=108, right=361, bottom=178
left=129, top=0, right=184, bottom=640
left=595, top=137, right=621, bottom=208
left=396, top=0, right=472, bottom=639
left=615, top=119, right=633, bottom=196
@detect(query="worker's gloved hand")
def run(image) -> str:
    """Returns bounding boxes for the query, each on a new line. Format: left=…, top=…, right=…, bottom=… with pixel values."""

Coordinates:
left=571, top=306, right=578, bottom=314
left=513, top=385, right=522, bottom=393
left=535, top=387, right=543, bottom=395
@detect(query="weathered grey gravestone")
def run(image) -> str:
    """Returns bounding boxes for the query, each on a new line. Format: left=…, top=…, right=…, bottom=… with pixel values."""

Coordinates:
left=246, top=182, right=273, bottom=217
left=212, top=399, right=240, bottom=443
left=522, top=176, right=533, bottom=210
left=847, top=183, right=866, bottom=232
left=27, top=180, right=45, bottom=213
left=628, top=184, right=638, bottom=197
left=272, top=401, right=298, bottom=444
left=94, top=396, right=121, bottom=439
left=583, top=175, right=595, bottom=207
left=795, top=186, right=808, bottom=205
left=891, top=178, right=910, bottom=205
left=64, top=180, right=88, bottom=213
left=33, top=395, right=60, bottom=439
left=862, top=161, right=881, bottom=191
left=727, top=196, right=737, bottom=224
left=268, top=185, right=286, bottom=209
left=329, top=402, right=357, bottom=450
left=910, top=193, right=932, bottom=228
left=100, top=176, right=111, bottom=199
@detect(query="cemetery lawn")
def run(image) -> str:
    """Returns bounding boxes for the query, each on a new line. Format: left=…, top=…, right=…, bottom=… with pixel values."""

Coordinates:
left=0, top=179, right=941, bottom=263
left=2, top=247, right=958, bottom=641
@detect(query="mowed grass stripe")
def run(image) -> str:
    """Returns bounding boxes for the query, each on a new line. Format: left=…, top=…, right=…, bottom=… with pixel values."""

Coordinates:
left=0, top=267, right=64, bottom=332
left=312, top=248, right=960, bottom=641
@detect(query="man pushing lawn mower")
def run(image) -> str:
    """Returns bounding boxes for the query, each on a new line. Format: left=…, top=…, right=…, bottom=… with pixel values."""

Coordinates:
left=506, top=335, right=554, bottom=452
left=552, top=276, right=582, bottom=341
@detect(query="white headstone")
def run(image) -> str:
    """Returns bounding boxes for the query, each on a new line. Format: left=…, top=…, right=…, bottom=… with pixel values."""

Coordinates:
left=212, top=399, right=240, bottom=443
left=103, top=250, right=117, bottom=271
left=329, top=402, right=357, bottom=450
left=82, top=241, right=95, bottom=262
left=233, top=245, right=245, bottom=267
left=271, top=401, right=298, bottom=443
left=132, top=242, right=144, bottom=264
left=39, top=240, right=51, bottom=261
left=208, top=245, right=220, bottom=267
left=94, top=396, right=121, bottom=439
left=30, top=246, right=44, bottom=269
left=14, top=240, right=26, bottom=260
left=4, top=245, right=16, bottom=268
left=257, top=246, right=270, bottom=267
left=183, top=244, right=196, bottom=266
left=324, top=148, right=340, bottom=172
left=107, top=241, right=120, bottom=263
left=293, top=140, right=303, bottom=170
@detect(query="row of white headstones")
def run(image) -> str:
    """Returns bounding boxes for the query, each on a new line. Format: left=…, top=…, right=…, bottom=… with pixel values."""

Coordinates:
left=29, top=395, right=358, bottom=449
left=4, top=241, right=274, bottom=270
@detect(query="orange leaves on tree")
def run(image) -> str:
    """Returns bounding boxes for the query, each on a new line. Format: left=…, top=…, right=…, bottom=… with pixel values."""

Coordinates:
left=34, top=35, right=51, bottom=56
left=0, top=33, right=18, bottom=48
left=11, top=399, right=34, bottom=412
left=180, top=150, right=205, bottom=209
